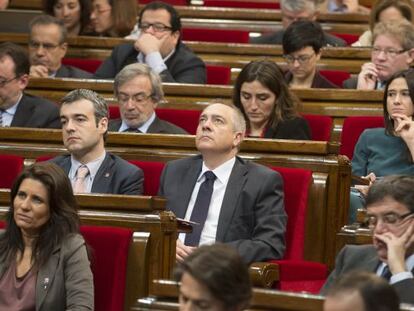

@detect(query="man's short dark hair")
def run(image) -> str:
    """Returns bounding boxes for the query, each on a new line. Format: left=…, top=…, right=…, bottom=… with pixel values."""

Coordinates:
left=138, top=1, right=181, bottom=33
left=282, top=20, right=324, bottom=55
left=174, top=244, right=252, bottom=310
left=0, top=42, right=30, bottom=76
left=29, top=14, right=67, bottom=43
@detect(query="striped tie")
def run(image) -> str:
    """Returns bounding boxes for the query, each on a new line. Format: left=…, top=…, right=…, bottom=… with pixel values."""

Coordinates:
left=0, top=109, right=3, bottom=127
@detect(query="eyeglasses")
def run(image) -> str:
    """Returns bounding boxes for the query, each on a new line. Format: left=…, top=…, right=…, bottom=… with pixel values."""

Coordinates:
left=139, top=23, right=173, bottom=33
left=0, top=76, right=18, bottom=87
left=283, top=53, right=315, bottom=65
left=28, top=41, right=61, bottom=51
left=367, top=211, right=414, bottom=229
left=371, top=47, right=407, bottom=58
left=117, top=92, right=153, bottom=104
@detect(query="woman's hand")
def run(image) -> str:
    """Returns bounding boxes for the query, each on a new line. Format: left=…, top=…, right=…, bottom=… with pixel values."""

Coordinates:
left=354, top=172, right=376, bottom=196
left=394, top=113, right=414, bottom=158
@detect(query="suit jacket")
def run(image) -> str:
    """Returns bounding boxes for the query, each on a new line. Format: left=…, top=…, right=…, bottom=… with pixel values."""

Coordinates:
left=263, top=117, right=311, bottom=140
left=51, top=153, right=144, bottom=195
left=0, top=233, right=94, bottom=311
left=250, top=29, right=346, bottom=47
left=10, top=93, right=61, bottom=129
left=320, top=245, right=414, bottom=304
left=158, top=155, right=287, bottom=264
left=109, top=116, right=188, bottom=134
left=342, top=76, right=358, bottom=89
left=94, top=42, right=206, bottom=84
left=55, top=64, right=93, bottom=79
left=284, top=71, right=338, bottom=89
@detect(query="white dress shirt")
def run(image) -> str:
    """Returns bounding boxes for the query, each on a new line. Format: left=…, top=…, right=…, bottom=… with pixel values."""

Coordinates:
left=0, top=93, right=22, bottom=127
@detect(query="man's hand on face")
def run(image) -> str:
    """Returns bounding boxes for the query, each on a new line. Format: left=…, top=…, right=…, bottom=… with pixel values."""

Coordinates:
left=357, top=62, right=379, bottom=90
left=135, top=32, right=168, bottom=56
left=29, top=64, right=49, bottom=78
left=176, top=239, right=196, bottom=263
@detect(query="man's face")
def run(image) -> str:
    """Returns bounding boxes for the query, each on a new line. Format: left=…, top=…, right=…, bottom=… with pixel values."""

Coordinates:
left=324, top=291, right=365, bottom=311
left=367, top=196, right=414, bottom=262
left=117, top=75, right=156, bottom=128
left=195, top=104, right=242, bottom=157
left=29, top=24, right=67, bottom=73
left=0, top=56, right=28, bottom=110
left=286, top=46, right=320, bottom=81
left=140, top=9, right=179, bottom=57
left=60, top=99, right=107, bottom=162
left=179, top=272, right=226, bottom=311
left=371, top=34, right=413, bottom=82
left=281, top=8, right=316, bottom=29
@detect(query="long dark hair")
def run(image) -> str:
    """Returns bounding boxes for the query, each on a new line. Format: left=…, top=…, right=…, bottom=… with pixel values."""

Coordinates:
left=0, top=162, right=80, bottom=268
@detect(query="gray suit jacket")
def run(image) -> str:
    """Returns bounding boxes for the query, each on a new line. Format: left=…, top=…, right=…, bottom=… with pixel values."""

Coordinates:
left=0, top=233, right=94, bottom=311
left=321, top=244, right=414, bottom=304
left=108, top=116, right=188, bottom=134
left=51, top=153, right=144, bottom=195
left=56, top=65, right=93, bottom=79
left=158, top=155, right=287, bottom=264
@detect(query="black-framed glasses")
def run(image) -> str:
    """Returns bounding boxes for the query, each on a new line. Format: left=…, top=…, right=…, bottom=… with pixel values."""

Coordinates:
left=371, top=47, right=407, bottom=58
left=28, top=40, right=62, bottom=51
left=117, top=92, right=153, bottom=104
left=0, top=76, right=18, bottom=87
left=139, top=22, right=173, bottom=33
left=283, top=53, right=315, bottom=65
left=367, top=211, right=414, bottom=228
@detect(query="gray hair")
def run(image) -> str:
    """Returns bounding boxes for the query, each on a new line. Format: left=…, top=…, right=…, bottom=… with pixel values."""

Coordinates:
left=281, top=0, right=316, bottom=13
left=29, top=14, right=67, bottom=44
left=230, top=104, right=246, bottom=135
left=114, top=63, right=164, bottom=104
left=373, top=20, right=414, bottom=50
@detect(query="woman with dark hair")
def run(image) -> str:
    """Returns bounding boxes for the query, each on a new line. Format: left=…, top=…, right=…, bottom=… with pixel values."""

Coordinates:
left=0, top=162, right=94, bottom=310
left=43, top=0, right=92, bottom=36
left=233, top=59, right=311, bottom=139
left=90, top=0, right=137, bottom=37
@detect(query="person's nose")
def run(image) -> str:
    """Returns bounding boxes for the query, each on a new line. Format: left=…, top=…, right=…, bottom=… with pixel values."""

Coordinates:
left=249, top=97, right=259, bottom=110
left=393, top=93, right=402, bottom=106
left=19, top=197, right=31, bottom=211
left=292, top=58, right=301, bottom=68
left=64, top=119, right=75, bottom=132
left=373, top=219, right=388, bottom=234
left=201, top=118, right=213, bottom=131
left=62, top=6, right=69, bottom=17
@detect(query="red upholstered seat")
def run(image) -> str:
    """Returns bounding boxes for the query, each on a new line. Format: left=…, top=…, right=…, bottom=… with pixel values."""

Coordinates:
left=80, top=225, right=132, bottom=311
left=331, top=33, right=359, bottom=45
left=0, top=154, right=24, bottom=189
left=319, top=70, right=351, bottom=88
left=302, top=114, right=332, bottom=142
left=182, top=28, right=250, bottom=43
left=0, top=221, right=5, bottom=228
left=128, top=160, right=165, bottom=195
left=204, top=0, right=280, bottom=9
left=139, top=0, right=188, bottom=4
left=155, top=108, right=201, bottom=134
left=62, top=58, right=103, bottom=74
left=109, top=105, right=121, bottom=120
left=340, top=116, right=384, bottom=159
left=206, top=65, right=231, bottom=85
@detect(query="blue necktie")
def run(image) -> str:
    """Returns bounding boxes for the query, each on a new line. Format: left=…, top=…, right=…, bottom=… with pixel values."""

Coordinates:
left=381, top=265, right=392, bottom=281
left=185, top=171, right=216, bottom=246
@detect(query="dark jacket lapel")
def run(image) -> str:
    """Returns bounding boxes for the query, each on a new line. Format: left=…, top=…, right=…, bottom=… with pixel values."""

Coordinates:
left=91, top=153, right=114, bottom=193
left=11, top=94, right=33, bottom=127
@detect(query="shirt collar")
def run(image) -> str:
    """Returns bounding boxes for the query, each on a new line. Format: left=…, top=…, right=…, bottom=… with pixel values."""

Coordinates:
left=69, top=151, right=106, bottom=180
left=119, top=112, right=156, bottom=133
left=198, top=157, right=236, bottom=185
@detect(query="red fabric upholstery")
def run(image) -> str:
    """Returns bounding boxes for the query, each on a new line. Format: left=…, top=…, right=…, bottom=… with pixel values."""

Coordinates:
left=340, top=116, right=384, bottom=159
left=331, top=33, right=359, bottom=45
left=139, top=0, right=188, bottom=4
left=80, top=225, right=132, bottom=311
left=0, top=154, right=24, bottom=189
left=128, top=160, right=165, bottom=195
left=62, top=58, right=103, bottom=74
left=0, top=221, right=5, bottom=228
left=319, top=70, right=351, bottom=88
left=302, top=114, right=332, bottom=142
left=36, top=155, right=53, bottom=162
left=156, top=108, right=201, bottom=135
left=206, top=65, right=231, bottom=85
left=204, top=0, right=279, bottom=9
left=109, top=105, right=121, bottom=120
left=182, top=28, right=250, bottom=43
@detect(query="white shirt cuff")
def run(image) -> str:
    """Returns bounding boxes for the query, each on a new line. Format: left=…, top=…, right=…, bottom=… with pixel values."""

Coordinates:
left=145, top=51, right=167, bottom=74
left=390, top=271, right=413, bottom=284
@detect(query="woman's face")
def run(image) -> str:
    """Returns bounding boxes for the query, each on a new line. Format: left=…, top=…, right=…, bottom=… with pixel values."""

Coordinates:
left=13, top=178, right=50, bottom=236
left=286, top=46, right=320, bottom=81
left=378, top=6, right=404, bottom=23
left=240, top=80, right=276, bottom=128
left=386, top=77, right=414, bottom=119
left=90, top=0, right=113, bottom=34
left=53, top=0, right=81, bottom=31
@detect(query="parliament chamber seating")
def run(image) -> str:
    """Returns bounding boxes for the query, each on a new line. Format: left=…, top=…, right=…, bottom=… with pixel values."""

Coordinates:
left=203, top=0, right=280, bottom=9
left=182, top=28, right=250, bottom=43
left=319, top=70, right=351, bottom=88
left=128, top=160, right=166, bottom=196
left=0, top=154, right=24, bottom=189
left=331, top=33, right=359, bottom=45
left=62, top=58, right=102, bottom=74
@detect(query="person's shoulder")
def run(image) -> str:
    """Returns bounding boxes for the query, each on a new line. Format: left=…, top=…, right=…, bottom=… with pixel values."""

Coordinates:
left=361, top=127, right=386, bottom=137
left=165, top=155, right=201, bottom=169
left=243, top=159, right=280, bottom=177
left=340, top=244, right=377, bottom=258
left=108, top=153, right=141, bottom=172
left=22, top=93, right=56, bottom=108
left=50, top=154, right=70, bottom=164
left=152, top=118, right=188, bottom=134
left=250, top=31, right=283, bottom=44
left=174, top=42, right=204, bottom=62
left=323, top=32, right=347, bottom=47
left=60, top=233, right=85, bottom=253
left=64, top=65, right=93, bottom=79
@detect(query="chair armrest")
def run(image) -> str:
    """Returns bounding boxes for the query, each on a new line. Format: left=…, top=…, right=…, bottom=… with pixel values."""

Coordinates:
left=249, top=262, right=279, bottom=288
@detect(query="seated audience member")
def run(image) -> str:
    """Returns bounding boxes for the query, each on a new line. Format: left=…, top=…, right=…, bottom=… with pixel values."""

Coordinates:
left=43, top=0, right=93, bottom=36
left=94, top=1, right=206, bottom=84
left=0, top=42, right=60, bottom=128
left=0, top=162, right=94, bottom=310
left=233, top=60, right=311, bottom=139
left=349, top=69, right=414, bottom=222
left=89, top=0, right=137, bottom=37
left=250, top=0, right=346, bottom=47
left=344, top=20, right=414, bottom=90
left=321, top=175, right=414, bottom=305
left=319, top=0, right=370, bottom=13
left=282, top=20, right=338, bottom=89
left=158, top=103, right=287, bottom=264
left=110, top=63, right=188, bottom=134
left=51, top=89, right=144, bottom=195
left=0, top=0, right=8, bottom=10
left=324, top=271, right=400, bottom=311
left=175, top=244, right=252, bottom=311
left=352, top=0, right=414, bottom=47
left=29, top=15, right=92, bottom=78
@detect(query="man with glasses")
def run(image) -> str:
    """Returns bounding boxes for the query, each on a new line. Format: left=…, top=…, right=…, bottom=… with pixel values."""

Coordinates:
left=321, top=175, right=414, bottom=304
left=282, top=20, right=338, bottom=89
left=95, top=1, right=206, bottom=84
left=109, top=63, right=187, bottom=134
left=0, top=42, right=60, bottom=128
left=344, top=20, right=414, bottom=89
left=29, top=15, right=92, bottom=79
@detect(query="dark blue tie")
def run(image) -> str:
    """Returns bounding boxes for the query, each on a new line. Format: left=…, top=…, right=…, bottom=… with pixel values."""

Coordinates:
left=381, top=265, right=392, bottom=281
left=184, top=171, right=216, bottom=246
left=123, top=128, right=142, bottom=133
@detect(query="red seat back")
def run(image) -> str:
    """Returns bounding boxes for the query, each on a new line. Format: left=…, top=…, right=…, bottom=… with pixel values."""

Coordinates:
left=302, top=114, right=332, bottom=142
left=139, top=0, right=188, bottom=4
left=128, top=160, right=165, bottom=195
left=206, top=65, right=231, bottom=85
left=0, top=154, right=24, bottom=189
left=80, top=225, right=132, bottom=311
left=319, top=70, right=351, bottom=88
left=340, top=116, right=384, bottom=159
left=331, top=33, right=359, bottom=45
left=204, top=0, right=279, bottom=9
left=109, top=105, right=121, bottom=120
left=62, top=58, right=103, bottom=73
left=156, top=108, right=201, bottom=134
left=182, top=28, right=250, bottom=43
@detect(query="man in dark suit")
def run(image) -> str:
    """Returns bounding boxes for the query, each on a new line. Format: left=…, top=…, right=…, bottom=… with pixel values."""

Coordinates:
left=321, top=175, right=414, bottom=304
left=158, top=103, right=287, bottom=264
left=94, top=1, right=206, bottom=84
left=0, top=42, right=60, bottom=128
left=109, top=63, right=187, bottom=134
left=51, top=89, right=144, bottom=195
left=250, top=0, right=346, bottom=47
left=28, top=15, right=92, bottom=79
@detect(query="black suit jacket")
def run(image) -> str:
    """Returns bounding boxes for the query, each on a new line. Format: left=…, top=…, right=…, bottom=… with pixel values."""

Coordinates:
left=10, top=93, right=61, bottom=129
left=158, top=155, right=287, bottom=264
left=321, top=245, right=414, bottom=304
left=284, top=71, right=338, bottom=89
left=51, top=153, right=144, bottom=195
left=94, top=42, right=206, bottom=84
left=55, top=65, right=93, bottom=79
left=263, top=117, right=311, bottom=140
left=109, top=116, right=188, bottom=134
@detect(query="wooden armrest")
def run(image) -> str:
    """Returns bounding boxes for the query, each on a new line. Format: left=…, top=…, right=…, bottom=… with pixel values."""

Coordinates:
left=249, top=262, right=279, bottom=288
